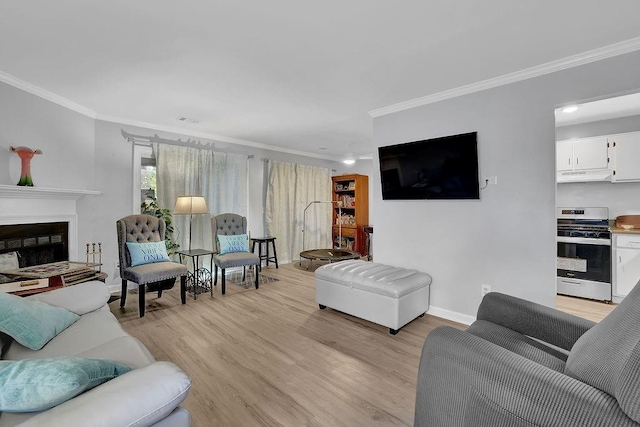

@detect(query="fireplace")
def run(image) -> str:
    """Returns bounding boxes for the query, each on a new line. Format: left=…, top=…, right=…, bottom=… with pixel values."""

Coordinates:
left=0, top=184, right=100, bottom=266
left=0, top=222, right=69, bottom=267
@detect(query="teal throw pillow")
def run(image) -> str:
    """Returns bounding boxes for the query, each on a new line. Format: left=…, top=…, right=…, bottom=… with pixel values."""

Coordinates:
left=0, top=292, right=79, bottom=351
left=218, top=234, right=250, bottom=255
left=126, top=241, right=171, bottom=266
left=0, top=357, right=132, bottom=412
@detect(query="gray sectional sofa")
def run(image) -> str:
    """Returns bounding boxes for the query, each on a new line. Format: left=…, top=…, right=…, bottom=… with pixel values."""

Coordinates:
left=415, top=282, right=640, bottom=426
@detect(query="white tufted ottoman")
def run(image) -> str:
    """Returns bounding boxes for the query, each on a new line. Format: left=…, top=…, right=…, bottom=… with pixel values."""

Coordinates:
left=315, top=260, right=432, bottom=334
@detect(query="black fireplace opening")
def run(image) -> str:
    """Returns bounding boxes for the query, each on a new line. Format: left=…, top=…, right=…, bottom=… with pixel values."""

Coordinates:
left=0, top=222, right=69, bottom=268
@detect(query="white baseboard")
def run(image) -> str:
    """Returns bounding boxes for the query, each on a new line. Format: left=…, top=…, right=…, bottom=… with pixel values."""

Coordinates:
left=426, top=305, right=475, bottom=326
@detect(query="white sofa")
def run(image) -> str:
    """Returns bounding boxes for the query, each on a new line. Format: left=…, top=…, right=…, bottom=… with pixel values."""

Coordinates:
left=0, top=281, right=192, bottom=427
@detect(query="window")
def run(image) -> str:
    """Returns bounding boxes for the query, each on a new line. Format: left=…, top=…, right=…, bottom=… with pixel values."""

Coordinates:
left=132, top=145, right=155, bottom=213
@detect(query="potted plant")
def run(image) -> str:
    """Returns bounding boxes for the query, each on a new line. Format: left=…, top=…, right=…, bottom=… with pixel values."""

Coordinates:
left=140, top=194, right=180, bottom=255
left=140, top=194, right=181, bottom=291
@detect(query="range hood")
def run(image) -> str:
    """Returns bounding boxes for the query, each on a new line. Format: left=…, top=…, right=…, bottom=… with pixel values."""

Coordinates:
left=557, top=169, right=612, bottom=183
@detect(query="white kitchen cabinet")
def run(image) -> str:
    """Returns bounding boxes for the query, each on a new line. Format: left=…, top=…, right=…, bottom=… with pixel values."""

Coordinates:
left=556, top=140, right=573, bottom=172
left=556, top=137, right=609, bottom=173
left=610, top=131, right=640, bottom=182
left=613, top=234, right=640, bottom=303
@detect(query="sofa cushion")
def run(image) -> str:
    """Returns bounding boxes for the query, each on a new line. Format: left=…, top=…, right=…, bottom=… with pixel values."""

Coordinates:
left=0, top=357, right=131, bottom=412
left=0, top=292, right=79, bottom=351
left=76, top=336, right=155, bottom=369
left=3, top=310, right=129, bottom=361
left=565, top=280, right=640, bottom=422
left=16, top=362, right=191, bottom=427
left=466, top=320, right=567, bottom=372
left=26, top=281, right=110, bottom=315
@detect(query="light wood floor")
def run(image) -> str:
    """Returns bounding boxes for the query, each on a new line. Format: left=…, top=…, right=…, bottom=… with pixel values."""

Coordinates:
left=110, top=265, right=616, bottom=426
left=110, top=264, right=463, bottom=426
left=556, top=294, right=616, bottom=323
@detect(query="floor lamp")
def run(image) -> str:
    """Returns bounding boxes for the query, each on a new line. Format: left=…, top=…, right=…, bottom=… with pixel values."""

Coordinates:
left=173, top=195, right=209, bottom=252
left=301, top=200, right=341, bottom=259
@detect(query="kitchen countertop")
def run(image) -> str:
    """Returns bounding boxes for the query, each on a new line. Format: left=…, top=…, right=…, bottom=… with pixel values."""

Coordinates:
left=610, top=226, right=640, bottom=235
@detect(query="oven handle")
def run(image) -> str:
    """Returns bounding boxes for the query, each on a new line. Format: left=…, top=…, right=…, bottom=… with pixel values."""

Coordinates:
left=557, top=236, right=611, bottom=246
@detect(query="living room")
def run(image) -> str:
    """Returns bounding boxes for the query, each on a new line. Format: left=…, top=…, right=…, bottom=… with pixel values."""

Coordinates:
left=2, top=2, right=640, bottom=426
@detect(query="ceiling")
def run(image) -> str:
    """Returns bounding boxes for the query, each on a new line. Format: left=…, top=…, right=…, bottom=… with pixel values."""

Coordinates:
left=556, top=92, right=640, bottom=127
left=2, top=1, right=640, bottom=160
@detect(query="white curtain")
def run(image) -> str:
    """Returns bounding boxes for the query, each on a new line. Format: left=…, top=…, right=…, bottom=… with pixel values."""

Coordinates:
left=265, top=160, right=332, bottom=264
left=154, top=144, right=248, bottom=255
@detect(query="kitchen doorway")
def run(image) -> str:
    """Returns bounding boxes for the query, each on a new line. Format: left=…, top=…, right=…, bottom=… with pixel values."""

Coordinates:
left=555, top=90, right=640, bottom=313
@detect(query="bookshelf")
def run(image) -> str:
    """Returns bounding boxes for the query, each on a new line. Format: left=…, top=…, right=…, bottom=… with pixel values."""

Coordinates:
left=332, top=174, right=369, bottom=255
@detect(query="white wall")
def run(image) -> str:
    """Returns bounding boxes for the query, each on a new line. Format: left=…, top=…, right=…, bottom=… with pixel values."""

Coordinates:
left=556, top=115, right=640, bottom=218
left=372, top=50, right=640, bottom=321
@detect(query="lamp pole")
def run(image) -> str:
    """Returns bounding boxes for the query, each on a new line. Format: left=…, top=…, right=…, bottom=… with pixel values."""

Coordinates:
left=301, top=200, right=341, bottom=265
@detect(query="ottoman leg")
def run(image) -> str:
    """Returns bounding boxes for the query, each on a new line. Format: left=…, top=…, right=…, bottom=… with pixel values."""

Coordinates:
left=389, top=328, right=399, bottom=335
left=319, top=304, right=326, bottom=310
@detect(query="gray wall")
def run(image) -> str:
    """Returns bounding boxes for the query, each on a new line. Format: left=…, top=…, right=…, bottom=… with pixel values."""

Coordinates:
left=556, top=115, right=640, bottom=218
left=0, top=83, right=95, bottom=189
left=92, top=120, right=344, bottom=288
left=372, top=51, right=640, bottom=321
left=0, top=81, right=345, bottom=291
left=0, top=81, right=98, bottom=260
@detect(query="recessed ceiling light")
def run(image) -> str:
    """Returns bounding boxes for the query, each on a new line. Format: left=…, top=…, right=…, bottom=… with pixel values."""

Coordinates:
left=177, top=116, right=200, bottom=124
left=561, top=106, right=578, bottom=113
left=342, top=152, right=356, bottom=165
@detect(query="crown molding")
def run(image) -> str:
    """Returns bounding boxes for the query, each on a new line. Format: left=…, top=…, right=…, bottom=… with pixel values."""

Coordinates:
left=0, top=70, right=338, bottom=161
left=369, top=36, right=640, bottom=118
left=97, top=114, right=340, bottom=161
left=0, top=71, right=98, bottom=119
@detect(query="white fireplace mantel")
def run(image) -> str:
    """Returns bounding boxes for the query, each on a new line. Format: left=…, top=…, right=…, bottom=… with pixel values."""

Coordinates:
left=0, top=185, right=101, bottom=262
left=0, top=184, right=100, bottom=200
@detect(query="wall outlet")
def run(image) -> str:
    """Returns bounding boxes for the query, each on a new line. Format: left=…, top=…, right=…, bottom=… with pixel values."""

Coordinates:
left=114, top=260, right=119, bottom=270
left=481, top=284, right=491, bottom=297
left=484, top=176, right=498, bottom=185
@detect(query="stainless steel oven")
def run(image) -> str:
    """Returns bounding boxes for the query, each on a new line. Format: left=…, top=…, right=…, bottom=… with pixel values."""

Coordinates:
left=557, top=207, right=611, bottom=301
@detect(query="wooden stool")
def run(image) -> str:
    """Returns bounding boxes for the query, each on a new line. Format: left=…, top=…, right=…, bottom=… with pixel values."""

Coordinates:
left=251, top=237, right=278, bottom=270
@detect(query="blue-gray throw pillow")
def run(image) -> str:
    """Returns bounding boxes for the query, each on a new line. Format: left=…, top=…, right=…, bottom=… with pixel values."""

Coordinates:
left=218, top=234, right=250, bottom=255
left=0, top=292, right=79, bottom=351
left=0, top=357, right=132, bottom=412
left=126, top=241, right=171, bottom=266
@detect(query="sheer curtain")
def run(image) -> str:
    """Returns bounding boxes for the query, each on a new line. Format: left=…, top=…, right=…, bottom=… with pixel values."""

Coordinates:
left=265, top=160, right=332, bottom=264
left=154, top=143, right=248, bottom=255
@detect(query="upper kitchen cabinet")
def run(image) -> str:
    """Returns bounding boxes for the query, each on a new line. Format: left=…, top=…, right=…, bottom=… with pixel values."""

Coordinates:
left=556, top=137, right=611, bottom=183
left=610, top=131, right=640, bottom=182
left=556, top=137, right=609, bottom=172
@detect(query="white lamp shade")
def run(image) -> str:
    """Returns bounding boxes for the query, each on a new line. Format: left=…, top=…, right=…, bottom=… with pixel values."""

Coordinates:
left=173, top=196, right=209, bottom=214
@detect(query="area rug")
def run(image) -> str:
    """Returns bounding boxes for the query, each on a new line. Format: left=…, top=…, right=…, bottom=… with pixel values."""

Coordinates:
left=225, top=268, right=278, bottom=289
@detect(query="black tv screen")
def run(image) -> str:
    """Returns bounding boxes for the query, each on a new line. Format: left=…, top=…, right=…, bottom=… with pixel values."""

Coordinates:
left=378, top=132, right=479, bottom=200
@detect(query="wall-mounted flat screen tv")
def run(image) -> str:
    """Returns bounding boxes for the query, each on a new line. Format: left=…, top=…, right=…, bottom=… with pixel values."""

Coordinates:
left=378, top=132, right=479, bottom=200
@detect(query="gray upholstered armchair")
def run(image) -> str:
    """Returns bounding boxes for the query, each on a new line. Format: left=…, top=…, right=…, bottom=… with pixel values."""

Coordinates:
left=415, top=281, right=640, bottom=426
left=116, top=214, right=188, bottom=317
left=211, top=213, right=259, bottom=295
